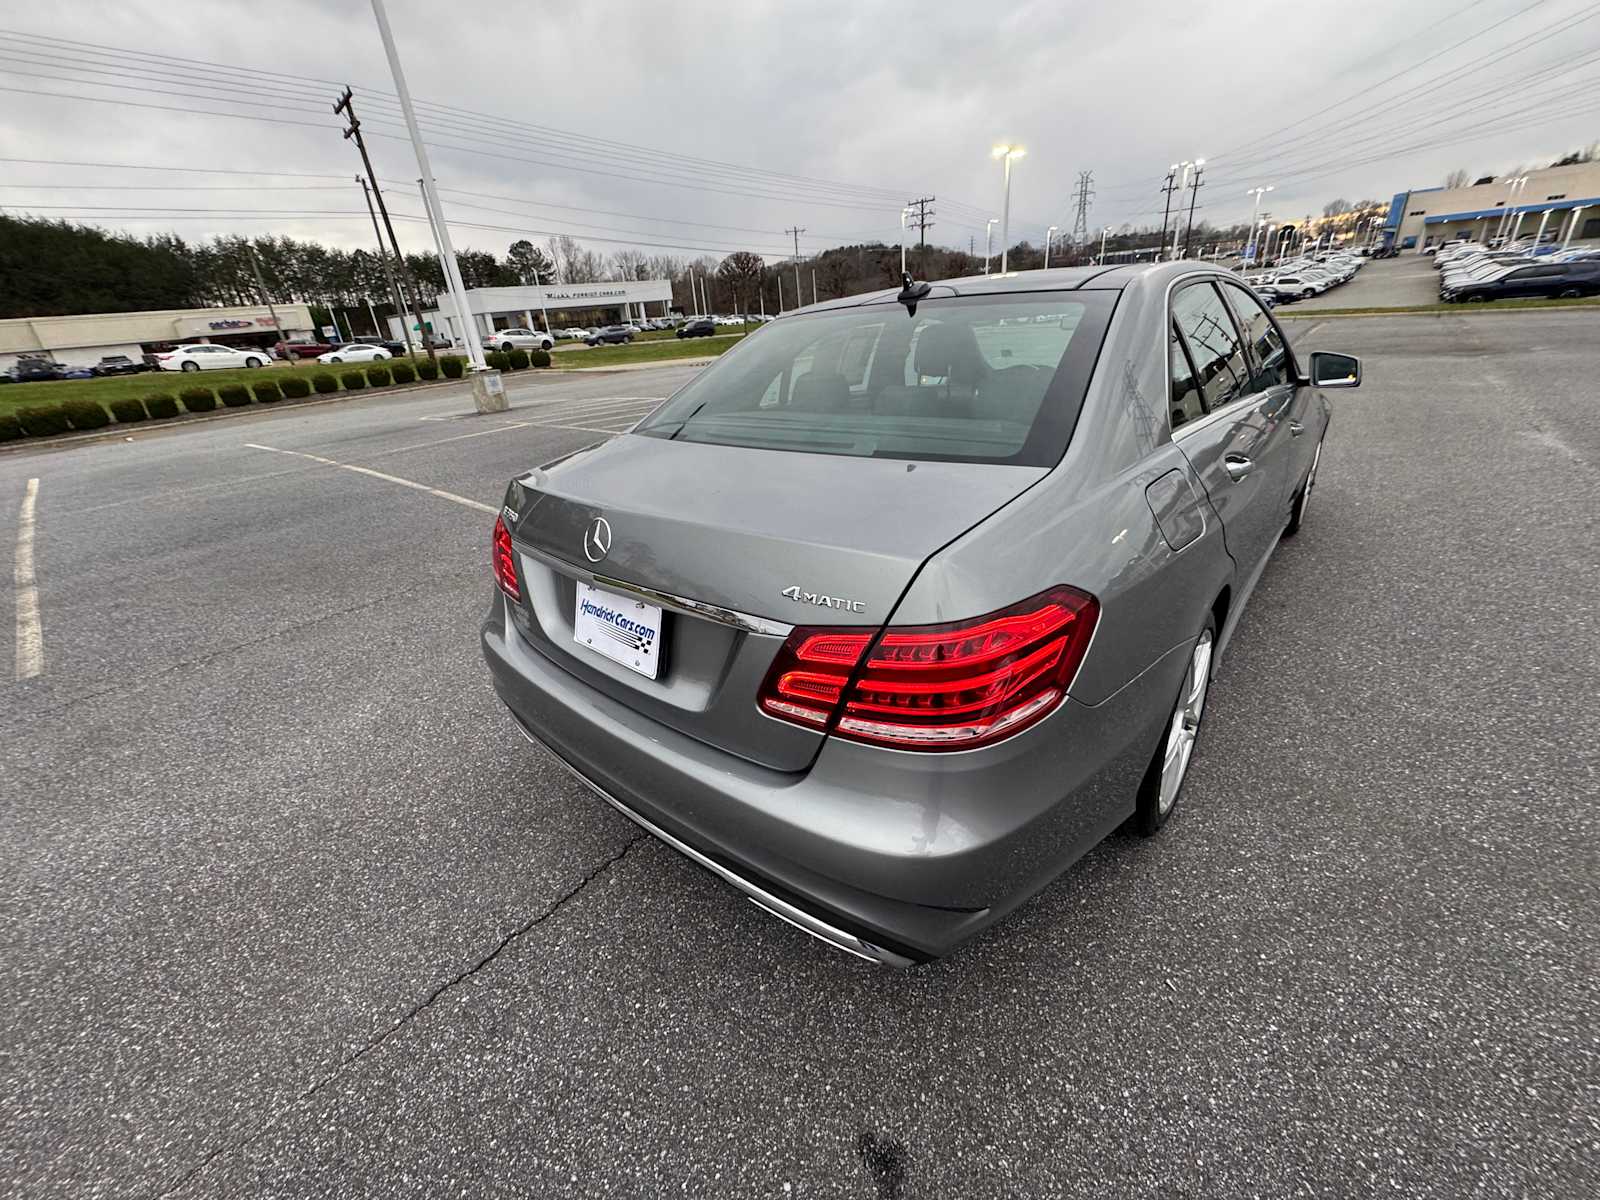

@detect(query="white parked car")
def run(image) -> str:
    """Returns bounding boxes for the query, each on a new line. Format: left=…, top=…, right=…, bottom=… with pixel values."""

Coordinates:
left=559, top=328, right=588, bottom=340
left=483, top=327, right=555, bottom=353
left=316, top=343, right=391, bottom=364
left=154, top=343, right=269, bottom=372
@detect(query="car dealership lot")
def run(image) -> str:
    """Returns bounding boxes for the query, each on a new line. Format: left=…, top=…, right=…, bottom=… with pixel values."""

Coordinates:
left=2, top=314, right=1597, bottom=1198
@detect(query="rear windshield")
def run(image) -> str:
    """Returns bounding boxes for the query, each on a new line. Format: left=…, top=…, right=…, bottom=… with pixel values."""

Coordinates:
left=635, top=292, right=1115, bottom=465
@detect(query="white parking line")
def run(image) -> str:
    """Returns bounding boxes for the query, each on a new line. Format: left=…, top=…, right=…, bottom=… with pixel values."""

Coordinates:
left=242, top=444, right=496, bottom=515
left=14, top=478, right=43, bottom=681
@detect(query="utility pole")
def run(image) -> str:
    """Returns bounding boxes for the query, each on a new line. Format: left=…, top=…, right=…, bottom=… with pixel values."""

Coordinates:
left=786, top=226, right=805, bottom=310
left=1069, top=171, right=1094, bottom=247
left=335, top=89, right=433, bottom=361
left=1181, top=162, right=1206, bottom=260
left=1158, top=165, right=1180, bottom=261
left=811, top=268, right=818, bottom=306
left=358, top=176, right=408, bottom=347
left=244, top=244, right=292, bottom=357
left=905, top=196, right=935, bottom=276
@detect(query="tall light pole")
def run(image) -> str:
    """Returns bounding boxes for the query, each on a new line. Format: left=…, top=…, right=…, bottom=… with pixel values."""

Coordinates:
left=992, top=144, right=1026, bottom=273
left=984, top=217, right=998, bottom=274
left=368, top=0, right=491, bottom=400
left=1245, top=185, right=1273, bottom=265
left=1496, top=175, right=1528, bottom=243
left=1158, top=164, right=1181, bottom=261
left=900, top=207, right=912, bottom=275
left=1044, top=225, right=1059, bottom=268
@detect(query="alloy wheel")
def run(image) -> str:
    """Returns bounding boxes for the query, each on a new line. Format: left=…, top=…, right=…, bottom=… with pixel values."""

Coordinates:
left=1158, top=630, right=1213, bottom=815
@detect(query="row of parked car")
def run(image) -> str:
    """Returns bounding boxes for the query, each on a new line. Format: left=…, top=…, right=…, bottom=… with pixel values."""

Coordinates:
left=1430, top=239, right=1600, bottom=302
left=1243, top=249, right=1366, bottom=303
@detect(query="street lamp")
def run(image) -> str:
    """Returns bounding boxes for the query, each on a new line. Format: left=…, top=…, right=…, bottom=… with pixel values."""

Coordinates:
left=984, top=217, right=998, bottom=274
left=992, top=143, right=1026, bottom=273
left=1044, top=224, right=1059, bottom=268
left=1246, top=185, right=1273, bottom=264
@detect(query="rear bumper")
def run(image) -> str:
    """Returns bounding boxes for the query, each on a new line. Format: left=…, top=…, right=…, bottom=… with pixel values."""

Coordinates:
left=482, top=594, right=1186, bottom=962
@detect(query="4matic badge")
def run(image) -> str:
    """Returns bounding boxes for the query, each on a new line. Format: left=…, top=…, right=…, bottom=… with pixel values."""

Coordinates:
left=780, top=585, right=865, bottom=613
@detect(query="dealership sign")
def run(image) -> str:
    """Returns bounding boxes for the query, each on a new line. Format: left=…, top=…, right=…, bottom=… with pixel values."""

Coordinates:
left=208, top=317, right=267, bottom=330
left=543, top=287, right=627, bottom=302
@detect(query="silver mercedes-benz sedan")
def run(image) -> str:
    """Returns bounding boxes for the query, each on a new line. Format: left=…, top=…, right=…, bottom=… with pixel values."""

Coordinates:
left=481, top=262, right=1361, bottom=965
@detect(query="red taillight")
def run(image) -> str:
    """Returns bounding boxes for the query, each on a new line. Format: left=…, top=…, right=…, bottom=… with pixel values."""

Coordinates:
left=492, top=515, right=520, bottom=600
left=757, top=586, right=1099, bottom=751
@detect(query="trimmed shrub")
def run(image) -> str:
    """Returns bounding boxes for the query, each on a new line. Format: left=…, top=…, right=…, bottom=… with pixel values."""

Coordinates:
left=180, top=386, right=217, bottom=413
left=144, top=392, right=179, bottom=419
left=440, top=356, right=465, bottom=379
left=507, top=348, right=530, bottom=370
left=340, top=370, right=367, bottom=391
left=17, top=405, right=70, bottom=437
left=109, top=396, right=149, bottom=423
left=417, top=359, right=439, bottom=381
left=0, top=412, right=22, bottom=441
left=391, top=360, right=416, bottom=385
left=366, top=364, right=391, bottom=387
left=530, top=349, right=552, bottom=369
left=311, top=372, right=338, bottom=395
left=280, top=376, right=311, bottom=399
left=253, top=380, right=283, bottom=403
left=62, top=398, right=112, bottom=431
left=485, top=350, right=510, bottom=372
left=218, top=384, right=252, bottom=408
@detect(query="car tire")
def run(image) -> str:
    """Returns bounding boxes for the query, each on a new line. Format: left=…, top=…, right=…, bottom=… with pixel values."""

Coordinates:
left=1466, top=294, right=1488, bottom=303
left=1132, top=614, right=1216, bottom=837
left=181, top=361, right=199, bottom=372
left=1301, top=289, right=1315, bottom=299
left=245, top=357, right=263, bottom=368
left=328, top=357, right=342, bottom=364
left=1557, top=288, right=1582, bottom=299
left=1284, top=438, right=1322, bottom=537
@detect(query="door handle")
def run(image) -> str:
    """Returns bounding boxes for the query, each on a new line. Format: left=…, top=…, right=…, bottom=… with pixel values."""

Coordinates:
left=1289, top=419, right=1305, bottom=437
left=1224, top=455, right=1254, bottom=482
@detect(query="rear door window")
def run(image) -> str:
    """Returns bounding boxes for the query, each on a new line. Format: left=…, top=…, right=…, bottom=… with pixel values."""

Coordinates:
left=1171, top=282, right=1249, bottom=410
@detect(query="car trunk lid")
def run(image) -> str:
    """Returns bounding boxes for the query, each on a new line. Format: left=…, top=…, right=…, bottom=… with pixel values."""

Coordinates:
left=501, top=436, right=1046, bottom=771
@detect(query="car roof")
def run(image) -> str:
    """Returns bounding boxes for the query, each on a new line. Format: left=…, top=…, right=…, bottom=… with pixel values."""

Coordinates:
left=788, top=262, right=1240, bottom=316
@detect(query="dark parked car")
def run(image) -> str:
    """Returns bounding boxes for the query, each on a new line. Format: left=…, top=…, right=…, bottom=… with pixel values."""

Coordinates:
left=10, top=357, right=63, bottom=383
left=91, top=354, right=146, bottom=376
left=1445, top=261, right=1600, bottom=302
left=585, top=325, right=634, bottom=346
left=676, top=317, right=717, bottom=338
left=482, top=263, right=1361, bottom=964
left=275, top=339, right=336, bottom=359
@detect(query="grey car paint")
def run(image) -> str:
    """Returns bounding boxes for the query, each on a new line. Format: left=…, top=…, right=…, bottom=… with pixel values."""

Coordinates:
left=482, top=262, right=1355, bottom=963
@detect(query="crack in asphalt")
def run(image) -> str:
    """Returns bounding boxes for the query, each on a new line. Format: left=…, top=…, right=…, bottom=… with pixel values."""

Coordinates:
left=149, top=834, right=645, bottom=1199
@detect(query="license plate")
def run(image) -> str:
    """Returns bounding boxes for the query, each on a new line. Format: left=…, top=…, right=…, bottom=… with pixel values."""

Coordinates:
left=573, top=582, right=663, bottom=679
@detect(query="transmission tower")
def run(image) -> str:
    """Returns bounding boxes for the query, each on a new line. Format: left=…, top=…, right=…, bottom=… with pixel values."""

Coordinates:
left=1069, top=171, right=1095, bottom=246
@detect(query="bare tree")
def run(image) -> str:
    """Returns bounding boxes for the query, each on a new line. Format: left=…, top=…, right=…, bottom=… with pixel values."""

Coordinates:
left=717, top=251, right=764, bottom=313
left=1444, top=169, right=1471, bottom=189
left=609, top=248, right=650, bottom=280
left=1321, top=198, right=1352, bottom=218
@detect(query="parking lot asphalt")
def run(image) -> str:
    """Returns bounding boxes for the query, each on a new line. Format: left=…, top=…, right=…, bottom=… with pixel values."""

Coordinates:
left=2, top=312, right=1597, bottom=1199
left=1288, top=255, right=1442, bottom=310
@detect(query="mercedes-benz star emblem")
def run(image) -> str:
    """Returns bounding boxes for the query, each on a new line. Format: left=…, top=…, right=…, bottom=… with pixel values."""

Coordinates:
left=583, top=516, right=612, bottom=563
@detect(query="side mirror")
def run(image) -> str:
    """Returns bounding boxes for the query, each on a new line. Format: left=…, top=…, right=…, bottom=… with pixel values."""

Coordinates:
left=1308, top=351, right=1361, bottom=388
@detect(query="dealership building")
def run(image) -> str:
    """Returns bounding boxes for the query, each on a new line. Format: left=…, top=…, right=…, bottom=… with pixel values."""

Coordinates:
left=1381, top=161, right=1600, bottom=253
left=0, top=302, right=317, bottom=372
left=386, top=279, right=674, bottom=344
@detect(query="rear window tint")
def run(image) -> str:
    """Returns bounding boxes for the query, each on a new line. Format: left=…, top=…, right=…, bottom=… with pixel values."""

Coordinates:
left=635, top=293, right=1115, bottom=465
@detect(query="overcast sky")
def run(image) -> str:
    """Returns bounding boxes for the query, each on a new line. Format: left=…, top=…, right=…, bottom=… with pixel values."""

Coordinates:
left=2, top=0, right=1597, bottom=265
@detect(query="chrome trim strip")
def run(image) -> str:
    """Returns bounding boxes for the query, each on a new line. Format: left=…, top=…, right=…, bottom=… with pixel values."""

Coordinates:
left=506, top=713, right=916, bottom=968
left=519, top=542, right=793, bottom=638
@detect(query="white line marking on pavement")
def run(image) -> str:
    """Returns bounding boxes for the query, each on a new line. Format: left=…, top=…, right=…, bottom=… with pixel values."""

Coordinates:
left=242, top=444, right=496, bottom=514
left=15, top=477, right=43, bottom=681
left=370, top=421, right=540, bottom=457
